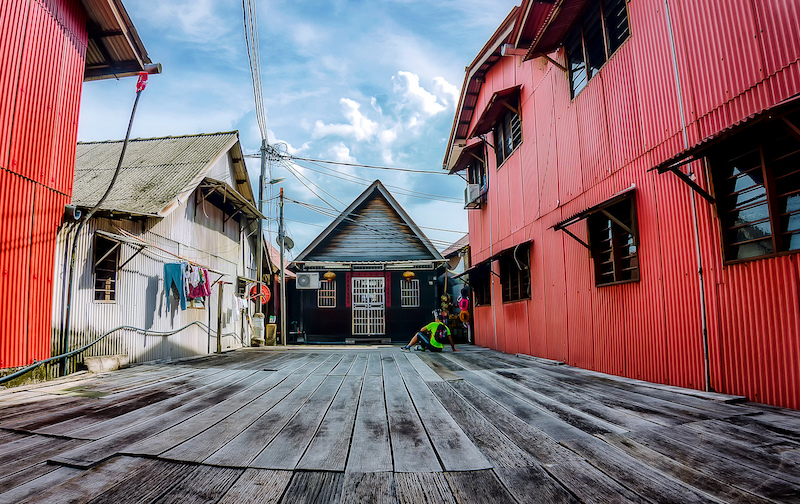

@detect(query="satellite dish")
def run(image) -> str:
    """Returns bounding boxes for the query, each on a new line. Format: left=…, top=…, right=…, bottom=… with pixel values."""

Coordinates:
left=277, top=235, right=294, bottom=250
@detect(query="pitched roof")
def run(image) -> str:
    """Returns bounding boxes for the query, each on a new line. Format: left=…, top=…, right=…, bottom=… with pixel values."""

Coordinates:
left=441, top=234, right=469, bottom=259
left=81, top=0, right=153, bottom=81
left=72, top=132, right=254, bottom=217
left=293, top=180, right=443, bottom=263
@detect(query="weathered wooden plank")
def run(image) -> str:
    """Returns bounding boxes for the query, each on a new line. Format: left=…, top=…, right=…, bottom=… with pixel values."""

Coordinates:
left=0, top=434, right=51, bottom=462
left=365, top=353, right=382, bottom=376
left=544, top=458, right=649, bottom=504
left=396, top=360, right=490, bottom=471
left=204, top=373, right=327, bottom=467
left=347, top=354, right=368, bottom=376
left=0, top=462, right=60, bottom=495
left=296, top=375, right=363, bottom=472
left=494, top=466, right=579, bottom=504
left=85, top=459, right=196, bottom=504
left=328, top=353, right=355, bottom=375
left=443, top=469, right=516, bottom=504
left=153, top=464, right=243, bottom=504
left=447, top=379, right=579, bottom=465
left=561, top=435, right=730, bottom=504
left=485, top=367, right=663, bottom=432
left=340, top=472, right=395, bottom=504
left=66, top=369, right=254, bottom=439
left=416, top=354, right=462, bottom=381
left=16, top=455, right=150, bottom=504
left=402, top=353, right=442, bottom=382
left=49, top=370, right=264, bottom=468
left=280, top=471, right=343, bottom=504
left=456, top=370, right=593, bottom=444
left=394, top=472, right=456, bottom=504
left=0, top=395, right=90, bottom=427
left=122, top=370, right=283, bottom=456
left=0, top=466, right=83, bottom=504
left=311, top=354, right=345, bottom=376
left=600, top=433, right=781, bottom=504
left=346, top=371, right=392, bottom=473
left=427, top=381, right=537, bottom=468
left=251, top=375, right=344, bottom=469
left=25, top=368, right=220, bottom=436
left=623, top=426, right=800, bottom=500
left=217, top=468, right=293, bottom=504
left=383, top=356, right=441, bottom=473
left=0, top=437, right=86, bottom=479
left=477, top=369, right=630, bottom=437
left=159, top=363, right=326, bottom=463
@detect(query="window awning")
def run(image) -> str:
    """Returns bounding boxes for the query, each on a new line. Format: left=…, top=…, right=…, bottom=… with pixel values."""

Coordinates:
left=454, top=260, right=493, bottom=280
left=552, top=185, right=635, bottom=249
left=650, top=92, right=800, bottom=203
left=469, top=85, right=522, bottom=138
left=486, top=240, right=533, bottom=262
left=448, top=141, right=486, bottom=174
left=524, top=0, right=590, bottom=60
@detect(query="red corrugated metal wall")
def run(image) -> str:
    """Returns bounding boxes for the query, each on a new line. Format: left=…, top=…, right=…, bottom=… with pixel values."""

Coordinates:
left=0, top=0, right=87, bottom=369
left=467, top=0, right=800, bottom=409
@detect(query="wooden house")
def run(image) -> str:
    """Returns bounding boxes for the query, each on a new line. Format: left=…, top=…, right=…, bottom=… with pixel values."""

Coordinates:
left=445, top=0, right=800, bottom=409
left=1, top=0, right=152, bottom=372
left=290, top=180, right=444, bottom=343
left=51, top=132, right=268, bottom=371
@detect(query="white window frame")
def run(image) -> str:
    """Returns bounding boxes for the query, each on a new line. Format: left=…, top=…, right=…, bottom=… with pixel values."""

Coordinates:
left=400, top=278, right=420, bottom=307
left=318, top=279, right=336, bottom=308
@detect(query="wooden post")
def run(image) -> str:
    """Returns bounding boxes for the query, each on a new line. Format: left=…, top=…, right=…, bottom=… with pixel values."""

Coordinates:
left=216, top=282, right=224, bottom=354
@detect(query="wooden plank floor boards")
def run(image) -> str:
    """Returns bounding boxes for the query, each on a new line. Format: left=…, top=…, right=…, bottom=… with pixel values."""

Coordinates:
left=1, top=346, right=799, bottom=503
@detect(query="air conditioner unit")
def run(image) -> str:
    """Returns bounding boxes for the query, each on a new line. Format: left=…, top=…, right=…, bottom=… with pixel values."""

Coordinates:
left=465, top=184, right=482, bottom=209
left=296, top=272, right=320, bottom=290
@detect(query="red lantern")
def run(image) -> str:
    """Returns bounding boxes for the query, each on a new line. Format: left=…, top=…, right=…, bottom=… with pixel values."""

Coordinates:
left=249, top=284, right=271, bottom=304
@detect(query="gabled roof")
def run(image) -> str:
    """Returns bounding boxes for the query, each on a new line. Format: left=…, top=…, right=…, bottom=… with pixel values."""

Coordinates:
left=441, top=234, right=469, bottom=259
left=293, top=180, right=443, bottom=263
left=73, top=132, right=261, bottom=218
left=81, top=0, right=153, bottom=81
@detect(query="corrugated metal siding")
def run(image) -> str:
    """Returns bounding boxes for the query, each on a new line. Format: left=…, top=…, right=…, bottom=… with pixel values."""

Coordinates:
left=52, top=193, right=251, bottom=372
left=0, top=0, right=86, bottom=369
left=0, top=0, right=30, bottom=172
left=0, top=172, right=35, bottom=368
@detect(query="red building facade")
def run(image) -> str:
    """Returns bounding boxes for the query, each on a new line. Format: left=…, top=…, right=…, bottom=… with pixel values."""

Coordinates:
left=446, top=0, right=800, bottom=408
left=0, top=0, right=150, bottom=370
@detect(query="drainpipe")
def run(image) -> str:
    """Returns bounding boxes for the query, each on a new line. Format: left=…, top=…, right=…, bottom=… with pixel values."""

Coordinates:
left=663, top=1, right=712, bottom=391
left=59, top=69, right=156, bottom=376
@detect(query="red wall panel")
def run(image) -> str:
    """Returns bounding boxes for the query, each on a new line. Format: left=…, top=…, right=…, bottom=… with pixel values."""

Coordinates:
left=0, top=171, right=35, bottom=368
left=0, top=0, right=87, bottom=369
left=753, top=0, right=800, bottom=77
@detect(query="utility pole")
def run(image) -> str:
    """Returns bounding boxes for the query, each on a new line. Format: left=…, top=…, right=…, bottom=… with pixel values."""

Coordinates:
left=256, top=139, right=267, bottom=317
left=279, top=187, right=287, bottom=346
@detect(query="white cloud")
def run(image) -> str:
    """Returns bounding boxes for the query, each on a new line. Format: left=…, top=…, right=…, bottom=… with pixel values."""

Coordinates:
left=312, top=98, right=379, bottom=141
left=433, top=77, right=460, bottom=108
left=328, top=143, right=357, bottom=163
left=393, top=71, right=446, bottom=117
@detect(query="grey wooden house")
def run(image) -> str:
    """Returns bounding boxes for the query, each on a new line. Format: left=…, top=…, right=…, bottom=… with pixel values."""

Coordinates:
left=51, top=132, right=267, bottom=370
left=290, top=180, right=444, bottom=343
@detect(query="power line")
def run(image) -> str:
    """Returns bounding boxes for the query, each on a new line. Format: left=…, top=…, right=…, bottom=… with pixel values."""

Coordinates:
left=241, top=0, right=268, bottom=141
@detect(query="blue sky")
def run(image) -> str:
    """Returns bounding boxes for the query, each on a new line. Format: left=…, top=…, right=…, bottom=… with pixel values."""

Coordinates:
left=77, top=0, right=519, bottom=256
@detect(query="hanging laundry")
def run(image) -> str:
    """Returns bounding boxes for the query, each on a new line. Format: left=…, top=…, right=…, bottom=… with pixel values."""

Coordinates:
left=164, top=263, right=187, bottom=310
left=188, top=267, right=212, bottom=299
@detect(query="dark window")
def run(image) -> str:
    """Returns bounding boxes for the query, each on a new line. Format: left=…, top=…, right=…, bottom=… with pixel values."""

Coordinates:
left=94, top=235, right=120, bottom=302
left=498, top=243, right=531, bottom=302
left=587, top=196, right=639, bottom=286
left=470, top=263, right=492, bottom=306
left=709, top=116, right=800, bottom=261
left=493, top=109, right=522, bottom=167
left=564, top=0, right=630, bottom=97
left=466, top=154, right=487, bottom=189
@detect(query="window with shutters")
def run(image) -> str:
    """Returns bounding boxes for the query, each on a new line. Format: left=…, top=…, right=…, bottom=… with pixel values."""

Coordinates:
left=564, top=0, right=630, bottom=98
left=94, top=235, right=120, bottom=302
left=493, top=109, right=522, bottom=167
left=498, top=243, right=531, bottom=302
left=587, top=196, right=639, bottom=286
left=708, top=115, right=800, bottom=262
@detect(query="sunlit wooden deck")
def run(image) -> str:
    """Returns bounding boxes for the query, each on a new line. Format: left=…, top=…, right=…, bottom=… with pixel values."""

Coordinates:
left=1, top=346, right=799, bottom=503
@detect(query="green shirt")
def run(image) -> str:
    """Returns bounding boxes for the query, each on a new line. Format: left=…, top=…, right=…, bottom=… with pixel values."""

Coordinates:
left=424, top=322, right=450, bottom=348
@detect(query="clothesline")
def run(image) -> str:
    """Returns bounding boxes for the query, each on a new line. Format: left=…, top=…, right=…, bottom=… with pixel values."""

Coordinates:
left=114, top=227, right=226, bottom=276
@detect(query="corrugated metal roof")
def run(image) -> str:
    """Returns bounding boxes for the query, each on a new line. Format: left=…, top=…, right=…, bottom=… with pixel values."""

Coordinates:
left=72, top=132, right=239, bottom=216
left=441, top=234, right=470, bottom=258
left=81, top=0, right=153, bottom=81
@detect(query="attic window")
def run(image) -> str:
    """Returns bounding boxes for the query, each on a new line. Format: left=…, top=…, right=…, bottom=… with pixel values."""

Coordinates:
left=94, top=235, right=120, bottom=302
left=565, top=0, right=630, bottom=98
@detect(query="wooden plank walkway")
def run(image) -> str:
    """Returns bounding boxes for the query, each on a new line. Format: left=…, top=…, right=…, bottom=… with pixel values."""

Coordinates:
left=1, top=346, right=799, bottom=503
